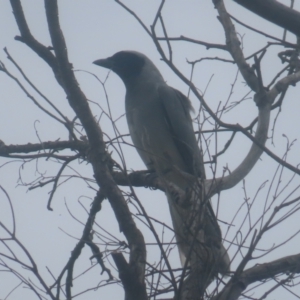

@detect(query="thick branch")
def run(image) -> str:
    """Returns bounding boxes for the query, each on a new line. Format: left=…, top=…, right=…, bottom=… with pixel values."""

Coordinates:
left=233, top=0, right=300, bottom=37
left=29, top=1, right=147, bottom=298
left=202, top=1, right=300, bottom=196
left=0, top=140, right=88, bottom=155
left=9, top=0, right=62, bottom=86
left=112, top=252, right=148, bottom=300
left=214, top=253, right=300, bottom=300
left=208, top=69, right=300, bottom=195
left=208, top=97, right=271, bottom=194
left=112, top=170, right=164, bottom=191
left=214, top=0, right=259, bottom=92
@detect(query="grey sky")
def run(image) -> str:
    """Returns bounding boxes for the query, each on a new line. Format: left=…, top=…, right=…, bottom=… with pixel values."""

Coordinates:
left=1, top=1, right=300, bottom=299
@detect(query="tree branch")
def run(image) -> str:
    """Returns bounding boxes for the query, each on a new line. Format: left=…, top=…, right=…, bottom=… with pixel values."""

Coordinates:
left=233, top=0, right=300, bottom=37
left=214, top=253, right=300, bottom=300
left=44, top=1, right=147, bottom=298
left=9, top=0, right=63, bottom=86
left=214, top=0, right=260, bottom=92
left=10, top=0, right=148, bottom=298
left=0, top=140, right=88, bottom=155
left=112, top=252, right=148, bottom=300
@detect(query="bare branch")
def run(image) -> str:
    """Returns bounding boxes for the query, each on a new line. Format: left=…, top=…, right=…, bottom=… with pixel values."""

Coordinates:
left=9, top=0, right=63, bottom=86
left=44, top=1, right=146, bottom=298
left=214, top=253, right=300, bottom=300
left=233, top=0, right=300, bottom=36
left=214, top=0, right=260, bottom=92
left=0, top=140, right=88, bottom=155
left=157, top=36, right=228, bottom=50
left=229, top=14, right=297, bottom=47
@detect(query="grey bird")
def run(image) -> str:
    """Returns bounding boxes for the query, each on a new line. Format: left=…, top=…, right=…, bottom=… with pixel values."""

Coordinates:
left=93, top=51, right=230, bottom=275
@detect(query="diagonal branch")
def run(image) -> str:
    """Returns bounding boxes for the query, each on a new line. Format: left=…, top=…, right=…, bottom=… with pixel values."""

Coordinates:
left=10, top=0, right=63, bottom=86
left=214, top=0, right=260, bottom=92
left=233, top=0, right=300, bottom=37
left=42, top=1, right=147, bottom=299
left=214, top=253, right=300, bottom=300
left=9, top=0, right=147, bottom=299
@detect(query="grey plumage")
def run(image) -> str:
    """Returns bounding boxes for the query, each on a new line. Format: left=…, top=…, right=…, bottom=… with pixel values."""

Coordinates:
left=94, top=51, right=230, bottom=275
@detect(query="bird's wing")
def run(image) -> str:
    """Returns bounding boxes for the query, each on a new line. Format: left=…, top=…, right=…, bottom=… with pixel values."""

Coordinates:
left=158, top=85, right=203, bottom=178
left=158, top=84, right=223, bottom=242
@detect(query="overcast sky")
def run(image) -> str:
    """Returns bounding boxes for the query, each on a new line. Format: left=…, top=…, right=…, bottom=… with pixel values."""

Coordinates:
left=1, top=1, right=300, bottom=299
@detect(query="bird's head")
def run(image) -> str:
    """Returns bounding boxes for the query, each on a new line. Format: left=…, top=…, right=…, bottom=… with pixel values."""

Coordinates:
left=93, top=51, right=146, bottom=84
left=93, top=51, right=164, bottom=87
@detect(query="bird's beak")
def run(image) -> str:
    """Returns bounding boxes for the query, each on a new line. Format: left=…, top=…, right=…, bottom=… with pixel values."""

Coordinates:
left=93, top=57, right=114, bottom=69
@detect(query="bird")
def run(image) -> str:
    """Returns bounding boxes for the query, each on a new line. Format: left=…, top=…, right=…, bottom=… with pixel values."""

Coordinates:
left=93, top=51, right=230, bottom=276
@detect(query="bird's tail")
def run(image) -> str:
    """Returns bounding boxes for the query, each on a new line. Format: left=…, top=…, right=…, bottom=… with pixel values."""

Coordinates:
left=166, top=189, right=230, bottom=276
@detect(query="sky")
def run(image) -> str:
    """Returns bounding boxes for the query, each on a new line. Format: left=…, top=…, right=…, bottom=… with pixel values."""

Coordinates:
left=1, top=1, right=300, bottom=299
